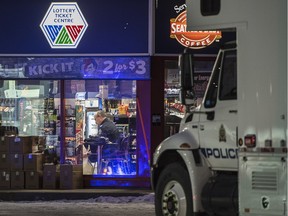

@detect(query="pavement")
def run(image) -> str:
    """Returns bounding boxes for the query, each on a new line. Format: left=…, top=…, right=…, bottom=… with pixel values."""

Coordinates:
left=0, top=188, right=153, bottom=201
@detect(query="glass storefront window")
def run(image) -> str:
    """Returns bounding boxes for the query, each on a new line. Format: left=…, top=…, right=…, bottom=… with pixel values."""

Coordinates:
left=164, top=61, right=183, bottom=138
left=63, top=80, right=137, bottom=176
left=163, top=58, right=216, bottom=138
left=0, top=79, right=137, bottom=177
left=0, top=80, right=60, bottom=164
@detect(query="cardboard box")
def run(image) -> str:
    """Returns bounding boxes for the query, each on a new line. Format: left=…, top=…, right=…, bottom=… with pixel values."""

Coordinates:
left=0, top=170, right=10, bottom=189
left=24, top=153, right=43, bottom=171
left=31, top=136, right=46, bottom=152
left=43, top=164, right=60, bottom=189
left=10, top=171, right=24, bottom=189
left=7, top=136, right=32, bottom=154
left=59, top=164, right=83, bottom=189
left=10, top=154, right=23, bottom=171
left=0, top=153, right=10, bottom=170
left=0, top=136, right=9, bottom=153
left=25, top=171, right=43, bottom=189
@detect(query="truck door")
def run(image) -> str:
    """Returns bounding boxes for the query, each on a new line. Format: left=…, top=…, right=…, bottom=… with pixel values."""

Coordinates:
left=199, top=49, right=238, bottom=170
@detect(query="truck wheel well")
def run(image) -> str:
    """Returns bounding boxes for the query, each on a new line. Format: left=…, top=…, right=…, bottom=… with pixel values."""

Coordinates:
left=152, top=150, right=187, bottom=189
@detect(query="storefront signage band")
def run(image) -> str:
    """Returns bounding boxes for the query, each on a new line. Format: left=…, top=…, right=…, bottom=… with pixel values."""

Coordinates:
left=0, top=57, right=150, bottom=80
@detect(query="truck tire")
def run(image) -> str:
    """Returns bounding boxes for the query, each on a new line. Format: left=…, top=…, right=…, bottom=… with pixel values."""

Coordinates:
left=155, top=162, right=193, bottom=216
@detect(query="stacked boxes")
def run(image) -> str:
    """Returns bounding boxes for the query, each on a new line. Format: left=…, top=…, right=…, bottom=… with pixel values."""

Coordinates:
left=24, top=153, right=43, bottom=171
left=12, top=136, right=33, bottom=189
left=11, top=171, right=24, bottom=189
left=0, top=135, right=34, bottom=189
left=31, top=136, right=46, bottom=153
left=10, top=153, right=24, bottom=189
left=24, top=153, right=43, bottom=189
left=43, top=164, right=60, bottom=189
left=0, top=170, right=10, bottom=189
left=60, top=164, right=83, bottom=189
left=10, top=153, right=23, bottom=170
left=25, top=170, right=43, bottom=189
left=8, top=136, right=32, bottom=154
left=0, top=153, right=10, bottom=170
left=0, top=136, right=9, bottom=152
left=0, top=135, right=84, bottom=190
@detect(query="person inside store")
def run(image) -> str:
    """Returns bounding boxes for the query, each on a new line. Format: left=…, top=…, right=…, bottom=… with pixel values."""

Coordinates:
left=94, top=110, right=120, bottom=144
left=83, top=110, right=121, bottom=170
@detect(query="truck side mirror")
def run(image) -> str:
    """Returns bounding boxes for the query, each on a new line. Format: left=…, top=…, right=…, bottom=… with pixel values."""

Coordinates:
left=179, top=51, right=195, bottom=106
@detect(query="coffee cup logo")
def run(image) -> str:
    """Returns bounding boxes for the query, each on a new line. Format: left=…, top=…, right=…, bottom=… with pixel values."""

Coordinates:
left=170, top=11, right=221, bottom=49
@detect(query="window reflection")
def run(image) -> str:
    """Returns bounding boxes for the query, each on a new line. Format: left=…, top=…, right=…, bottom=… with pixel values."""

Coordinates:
left=0, top=80, right=137, bottom=176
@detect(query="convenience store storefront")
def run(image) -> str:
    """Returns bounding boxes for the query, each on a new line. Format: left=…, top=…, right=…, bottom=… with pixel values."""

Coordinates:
left=0, top=0, right=151, bottom=189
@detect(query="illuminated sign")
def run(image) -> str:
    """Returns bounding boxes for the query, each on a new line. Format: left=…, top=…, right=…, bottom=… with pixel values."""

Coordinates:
left=0, top=57, right=150, bottom=80
left=170, top=10, right=221, bottom=49
left=40, top=2, right=88, bottom=48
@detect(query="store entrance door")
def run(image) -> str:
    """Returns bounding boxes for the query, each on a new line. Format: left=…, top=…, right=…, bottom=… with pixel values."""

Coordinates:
left=164, top=60, right=183, bottom=138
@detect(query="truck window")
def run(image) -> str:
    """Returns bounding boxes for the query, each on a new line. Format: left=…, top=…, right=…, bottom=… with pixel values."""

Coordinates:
left=204, top=52, right=222, bottom=108
left=219, top=50, right=237, bottom=100
left=201, top=0, right=220, bottom=16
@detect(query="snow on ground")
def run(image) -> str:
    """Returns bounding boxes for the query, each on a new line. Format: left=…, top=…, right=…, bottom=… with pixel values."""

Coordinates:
left=0, top=193, right=156, bottom=216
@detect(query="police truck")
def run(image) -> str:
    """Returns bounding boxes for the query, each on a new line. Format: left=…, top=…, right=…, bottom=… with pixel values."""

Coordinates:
left=151, top=0, right=287, bottom=216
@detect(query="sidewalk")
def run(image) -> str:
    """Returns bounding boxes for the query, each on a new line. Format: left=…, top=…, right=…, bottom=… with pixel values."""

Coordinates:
left=0, top=188, right=153, bottom=201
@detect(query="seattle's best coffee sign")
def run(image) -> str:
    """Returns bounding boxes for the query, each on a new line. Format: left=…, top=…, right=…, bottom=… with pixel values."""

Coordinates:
left=170, top=4, right=221, bottom=49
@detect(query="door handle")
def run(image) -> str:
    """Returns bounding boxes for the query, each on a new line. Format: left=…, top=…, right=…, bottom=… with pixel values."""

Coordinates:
left=229, top=110, right=237, bottom=113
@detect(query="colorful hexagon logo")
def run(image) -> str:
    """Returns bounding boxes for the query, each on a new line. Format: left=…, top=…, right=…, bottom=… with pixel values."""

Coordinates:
left=40, top=2, right=88, bottom=49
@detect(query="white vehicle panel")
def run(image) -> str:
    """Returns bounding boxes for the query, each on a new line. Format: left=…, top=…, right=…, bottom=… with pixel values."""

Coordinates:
left=199, top=99, right=237, bottom=170
left=239, top=154, right=286, bottom=216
